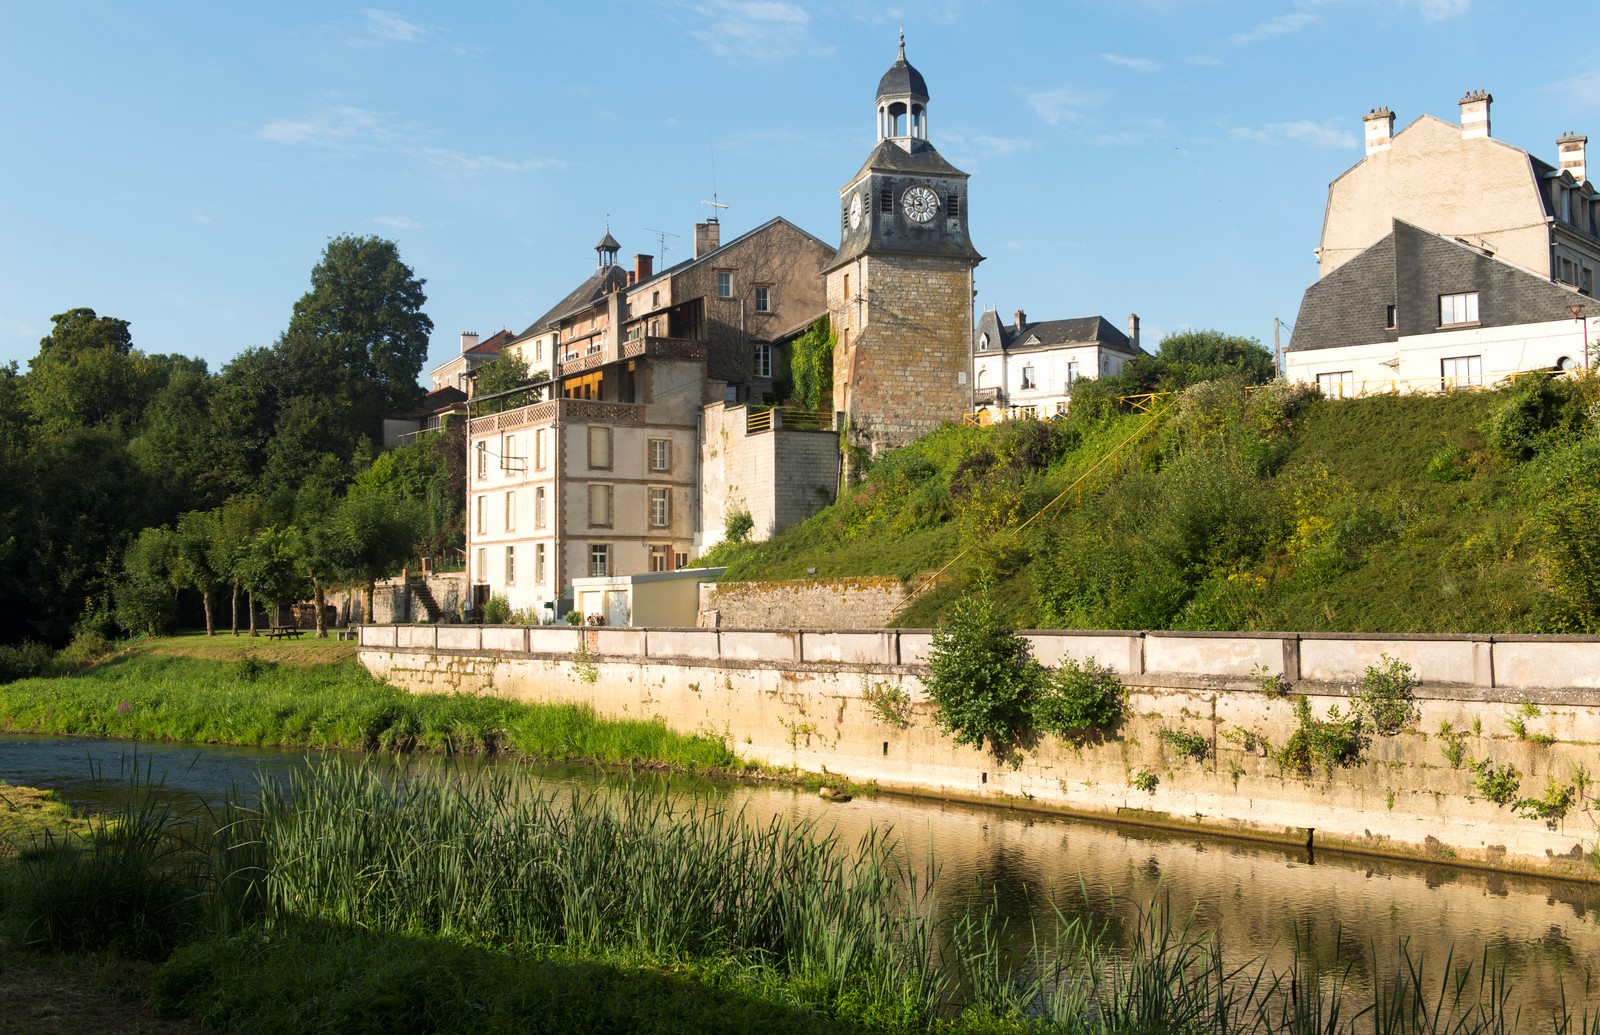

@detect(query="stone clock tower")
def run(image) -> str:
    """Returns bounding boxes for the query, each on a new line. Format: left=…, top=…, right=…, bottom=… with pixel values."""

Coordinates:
left=825, top=35, right=981, bottom=470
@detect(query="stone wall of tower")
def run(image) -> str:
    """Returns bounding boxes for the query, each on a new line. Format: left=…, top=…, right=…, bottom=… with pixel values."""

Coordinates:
left=828, top=253, right=972, bottom=453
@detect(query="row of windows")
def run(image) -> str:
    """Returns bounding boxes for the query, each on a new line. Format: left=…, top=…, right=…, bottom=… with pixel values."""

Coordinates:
left=475, top=485, right=675, bottom=534
left=474, top=543, right=690, bottom=585
left=712, top=271, right=773, bottom=312
left=1378, top=293, right=1483, bottom=332
left=1314, top=354, right=1484, bottom=398
left=476, top=434, right=675, bottom=480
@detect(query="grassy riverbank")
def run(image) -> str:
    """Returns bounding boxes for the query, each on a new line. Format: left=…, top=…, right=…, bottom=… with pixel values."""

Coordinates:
left=4, top=762, right=1595, bottom=1034
left=0, top=635, right=736, bottom=770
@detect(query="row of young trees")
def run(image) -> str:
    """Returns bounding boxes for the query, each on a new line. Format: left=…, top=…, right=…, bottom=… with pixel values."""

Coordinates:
left=0, top=235, right=459, bottom=646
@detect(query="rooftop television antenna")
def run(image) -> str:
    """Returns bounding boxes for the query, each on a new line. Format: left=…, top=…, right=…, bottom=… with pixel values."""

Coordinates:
left=642, top=227, right=679, bottom=265
left=701, top=193, right=729, bottom=224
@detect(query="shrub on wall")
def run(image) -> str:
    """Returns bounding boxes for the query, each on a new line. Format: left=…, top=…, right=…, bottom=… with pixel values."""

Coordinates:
left=924, top=589, right=1040, bottom=758
left=1031, top=658, right=1125, bottom=736
left=1351, top=654, right=1418, bottom=736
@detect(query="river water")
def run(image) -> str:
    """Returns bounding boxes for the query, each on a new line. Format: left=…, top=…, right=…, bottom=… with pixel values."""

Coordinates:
left=4, top=733, right=1598, bottom=1013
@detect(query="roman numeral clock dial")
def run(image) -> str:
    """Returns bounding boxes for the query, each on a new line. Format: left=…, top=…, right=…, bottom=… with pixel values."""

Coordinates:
left=902, top=185, right=938, bottom=223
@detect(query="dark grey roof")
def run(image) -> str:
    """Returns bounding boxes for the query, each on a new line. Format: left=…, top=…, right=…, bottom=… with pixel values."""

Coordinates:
left=842, top=137, right=967, bottom=186
left=876, top=39, right=928, bottom=103
left=973, top=308, right=1140, bottom=356
left=1288, top=219, right=1586, bottom=352
left=595, top=231, right=620, bottom=252
left=519, top=265, right=629, bottom=337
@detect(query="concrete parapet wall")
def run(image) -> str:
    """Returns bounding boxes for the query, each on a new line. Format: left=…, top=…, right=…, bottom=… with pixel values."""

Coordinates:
left=359, top=624, right=1600, bottom=878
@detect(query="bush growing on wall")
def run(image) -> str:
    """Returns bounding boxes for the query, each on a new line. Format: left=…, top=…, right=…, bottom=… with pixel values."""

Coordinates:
left=1351, top=654, right=1418, bottom=736
left=924, top=589, right=1039, bottom=757
left=1031, top=658, right=1126, bottom=736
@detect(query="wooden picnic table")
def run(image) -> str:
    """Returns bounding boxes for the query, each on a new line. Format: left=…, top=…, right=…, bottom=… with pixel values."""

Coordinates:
left=265, top=626, right=303, bottom=640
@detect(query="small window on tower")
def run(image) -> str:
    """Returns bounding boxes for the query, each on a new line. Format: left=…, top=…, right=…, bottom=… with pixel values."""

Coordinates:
left=1385, top=305, right=1396, bottom=329
left=947, top=193, right=960, bottom=219
left=880, top=185, right=893, bottom=213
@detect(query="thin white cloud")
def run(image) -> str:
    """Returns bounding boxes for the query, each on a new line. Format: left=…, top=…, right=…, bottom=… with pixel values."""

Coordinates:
left=1020, top=85, right=1108, bottom=126
left=970, top=135, right=1036, bottom=157
left=1553, top=68, right=1600, bottom=109
left=373, top=215, right=423, bottom=230
left=418, top=148, right=562, bottom=174
left=1415, top=0, right=1470, bottom=22
left=683, top=1, right=831, bottom=63
left=192, top=213, right=213, bottom=224
left=1230, top=119, right=1356, bottom=149
left=1187, top=53, right=1225, bottom=68
left=257, top=105, right=561, bottom=175
left=256, top=105, right=394, bottom=148
left=1228, top=12, right=1317, bottom=45
left=360, top=9, right=431, bottom=44
left=1089, top=118, right=1171, bottom=148
left=1100, top=52, right=1160, bottom=73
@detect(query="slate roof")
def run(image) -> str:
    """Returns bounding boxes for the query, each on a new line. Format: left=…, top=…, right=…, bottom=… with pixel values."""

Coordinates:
left=519, top=265, right=630, bottom=337
left=842, top=137, right=967, bottom=187
left=462, top=329, right=514, bottom=356
left=973, top=309, right=1140, bottom=356
left=876, top=41, right=928, bottom=103
left=1289, top=219, right=1587, bottom=352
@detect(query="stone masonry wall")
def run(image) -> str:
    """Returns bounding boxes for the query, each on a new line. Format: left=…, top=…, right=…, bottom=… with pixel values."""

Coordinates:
left=362, top=626, right=1600, bottom=879
left=831, top=254, right=971, bottom=454
left=697, top=576, right=910, bottom=628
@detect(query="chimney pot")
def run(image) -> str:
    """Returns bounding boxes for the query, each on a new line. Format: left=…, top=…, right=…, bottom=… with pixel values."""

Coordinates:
left=634, top=252, right=654, bottom=282
left=1559, top=132, right=1589, bottom=184
left=1363, top=106, right=1395, bottom=155
left=1014, top=309, right=1027, bottom=333
left=460, top=331, right=479, bottom=353
left=1458, top=89, right=1492, bottom=140
left=1128, top=313, right=1141, bottom=351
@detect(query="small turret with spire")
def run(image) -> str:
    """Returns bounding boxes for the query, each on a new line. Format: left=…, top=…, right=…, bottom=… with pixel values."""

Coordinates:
left=876, top=28, right=930, bottom=149
left=595, top=221, right=620, bottom=268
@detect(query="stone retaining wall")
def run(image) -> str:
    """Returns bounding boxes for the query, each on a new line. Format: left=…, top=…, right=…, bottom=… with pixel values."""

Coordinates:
left=360, top=625, right=1600, bottom=880
left=697, top=577, right=913, bottom=629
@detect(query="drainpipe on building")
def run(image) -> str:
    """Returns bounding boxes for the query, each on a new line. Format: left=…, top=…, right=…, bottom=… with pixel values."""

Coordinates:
left=553, top=419, right=564, bottom=616
left=692, top=409, right=704, bottom=559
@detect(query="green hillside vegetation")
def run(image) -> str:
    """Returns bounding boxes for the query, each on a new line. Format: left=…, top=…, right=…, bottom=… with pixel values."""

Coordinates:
left=701, top=371, right=1600, bottom=634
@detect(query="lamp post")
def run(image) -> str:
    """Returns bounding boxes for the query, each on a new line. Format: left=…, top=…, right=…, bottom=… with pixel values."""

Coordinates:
left=1569, top=303, right=1590, bottom=371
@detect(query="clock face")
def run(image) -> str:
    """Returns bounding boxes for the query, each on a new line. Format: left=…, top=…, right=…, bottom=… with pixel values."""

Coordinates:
left=902, top=185, right=938, bottom=223
left=849, top=192, right=862, bottom=229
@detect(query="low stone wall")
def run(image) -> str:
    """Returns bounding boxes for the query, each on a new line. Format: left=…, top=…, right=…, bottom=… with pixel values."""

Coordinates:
left=328, top=573, right=469, bottom=624
left=698, top=577, right=913, bottom=629
left=360, top=625, right=1600, bottom=880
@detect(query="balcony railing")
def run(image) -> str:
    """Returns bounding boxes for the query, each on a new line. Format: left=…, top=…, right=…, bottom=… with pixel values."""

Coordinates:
left=744, top=406, right=833, bottom=434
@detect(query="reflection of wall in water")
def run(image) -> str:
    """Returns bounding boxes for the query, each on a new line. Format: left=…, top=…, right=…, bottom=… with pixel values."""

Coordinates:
left=738, top=784, right=1600, bottom=1008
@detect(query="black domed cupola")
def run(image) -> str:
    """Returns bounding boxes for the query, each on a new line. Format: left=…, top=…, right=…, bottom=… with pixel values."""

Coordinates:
left=876, top=31, right=929, bottom=148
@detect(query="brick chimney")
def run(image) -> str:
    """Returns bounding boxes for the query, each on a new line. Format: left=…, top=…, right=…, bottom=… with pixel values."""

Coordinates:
left=1363, top=106, right=1395, bottom=155
left=1128, top=313, right=1141, bottom=352
left=634, top=253, right=653, bottom=282
left=1459, top=89, right=1492, bottom=140
left=1559, top=132, right=1588, bottom=183
left=1013, top=309, right=1027, bottom=333
left=460, top=331, right=479, bottom=353
left=694, top=221, right=721, bottom=258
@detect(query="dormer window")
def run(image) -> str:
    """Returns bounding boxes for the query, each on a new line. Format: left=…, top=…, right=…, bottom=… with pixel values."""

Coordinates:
left=978, top=333, right=989, bottom=351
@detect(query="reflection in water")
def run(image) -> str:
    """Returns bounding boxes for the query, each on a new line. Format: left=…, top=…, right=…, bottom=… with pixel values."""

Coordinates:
left=3, top=734, right=1598, bottom=1010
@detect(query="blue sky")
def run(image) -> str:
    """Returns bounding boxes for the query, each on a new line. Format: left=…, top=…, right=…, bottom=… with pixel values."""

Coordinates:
left=0, top=1, right=1583, bottom=379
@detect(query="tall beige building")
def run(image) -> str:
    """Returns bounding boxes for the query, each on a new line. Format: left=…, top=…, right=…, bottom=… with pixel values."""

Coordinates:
left=1317, top=91, right=1600, bottom=295
left=824, top=37, right=981, bottom=470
